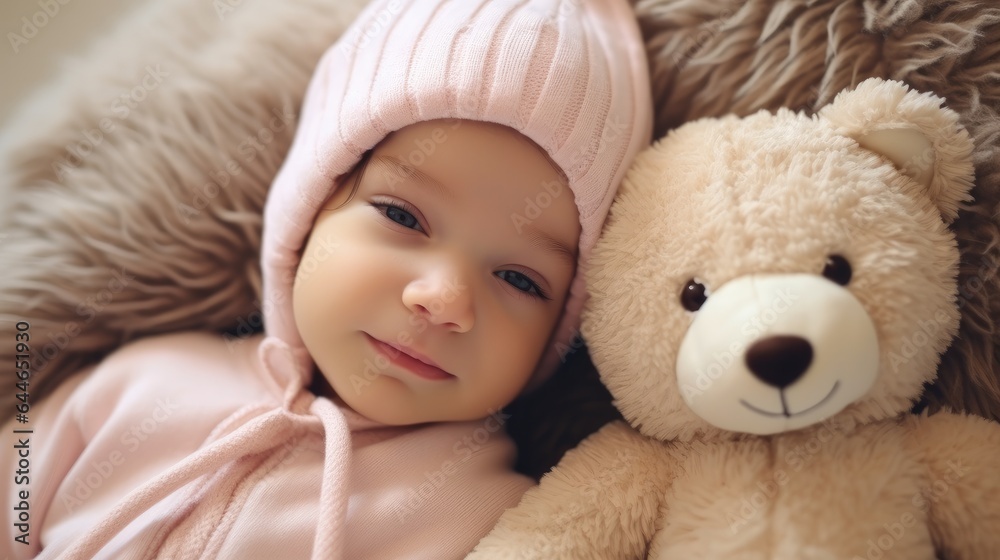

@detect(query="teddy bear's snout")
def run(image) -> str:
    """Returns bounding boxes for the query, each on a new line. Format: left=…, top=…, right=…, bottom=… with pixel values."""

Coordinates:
left=674, top=273, right=881, bottom=435
left=745, top=335, right=814, bottom=389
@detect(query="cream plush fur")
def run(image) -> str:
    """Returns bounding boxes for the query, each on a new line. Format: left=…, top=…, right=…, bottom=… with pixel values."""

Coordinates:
left=466, top=79, right=1000, bottom=559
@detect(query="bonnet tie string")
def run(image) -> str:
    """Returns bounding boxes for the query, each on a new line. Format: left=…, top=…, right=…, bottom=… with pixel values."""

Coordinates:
left=52, top=407, right=300, bottom=560
left=307, top=396, right=353, bottom=560
left=50, top=336, right=326, bottom=560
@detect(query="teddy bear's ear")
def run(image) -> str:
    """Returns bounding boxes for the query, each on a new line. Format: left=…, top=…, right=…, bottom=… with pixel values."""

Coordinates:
left=818, top=78, right=975, bottom=223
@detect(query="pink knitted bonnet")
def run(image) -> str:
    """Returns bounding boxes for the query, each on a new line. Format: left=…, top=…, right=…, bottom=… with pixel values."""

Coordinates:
left=261, top=0, right=653, bottom=390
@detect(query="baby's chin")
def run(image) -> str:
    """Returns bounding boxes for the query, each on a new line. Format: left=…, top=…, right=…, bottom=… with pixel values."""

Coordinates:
left=345, top=377, right=519, bottom=426
left=310, top=372, right=441, bottom=425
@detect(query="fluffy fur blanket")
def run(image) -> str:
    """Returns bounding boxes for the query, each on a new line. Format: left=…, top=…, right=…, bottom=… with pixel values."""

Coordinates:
left=2, top=0, right=999, bottom=479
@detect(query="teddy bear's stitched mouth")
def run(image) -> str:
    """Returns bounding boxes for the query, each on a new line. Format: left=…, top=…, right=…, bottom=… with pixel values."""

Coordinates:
left=739, top=380, right=841, bottom=419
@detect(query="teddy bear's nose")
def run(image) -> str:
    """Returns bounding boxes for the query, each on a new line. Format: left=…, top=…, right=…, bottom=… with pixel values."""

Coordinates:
left=745, top=335, right=814, bottom=389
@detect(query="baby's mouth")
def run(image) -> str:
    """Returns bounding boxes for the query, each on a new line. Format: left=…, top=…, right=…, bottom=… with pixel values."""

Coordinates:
left=365, top=333, right=455, bottom=381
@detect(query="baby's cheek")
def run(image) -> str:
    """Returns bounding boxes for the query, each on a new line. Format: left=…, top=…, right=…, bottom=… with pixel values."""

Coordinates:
left=499, top=323, right=548, bottom=380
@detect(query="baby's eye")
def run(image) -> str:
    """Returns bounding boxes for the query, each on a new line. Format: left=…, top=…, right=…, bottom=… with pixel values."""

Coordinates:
left=496, top=270, right=550, bottom=301
left=374, top=201, right=424, bottom=232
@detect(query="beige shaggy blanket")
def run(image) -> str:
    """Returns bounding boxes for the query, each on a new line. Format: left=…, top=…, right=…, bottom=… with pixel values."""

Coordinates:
left=2, top=0, right=999, bottom=478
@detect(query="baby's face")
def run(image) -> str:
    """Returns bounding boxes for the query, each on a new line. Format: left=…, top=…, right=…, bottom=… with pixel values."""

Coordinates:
left=293, top=120, right=580, bottom=425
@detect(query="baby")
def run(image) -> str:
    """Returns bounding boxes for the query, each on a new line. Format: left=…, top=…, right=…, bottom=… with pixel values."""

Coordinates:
left=1, top=0, right=652, bottom=558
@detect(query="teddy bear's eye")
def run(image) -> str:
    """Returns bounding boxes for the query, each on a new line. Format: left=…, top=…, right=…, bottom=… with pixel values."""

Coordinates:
left=680, top=279, right=708, bottom=312
left=822, top=255, right=852, bottom=286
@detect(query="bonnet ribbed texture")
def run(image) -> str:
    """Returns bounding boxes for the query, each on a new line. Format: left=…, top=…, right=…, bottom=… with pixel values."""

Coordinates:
left=262, top=0, right=653, bottom=389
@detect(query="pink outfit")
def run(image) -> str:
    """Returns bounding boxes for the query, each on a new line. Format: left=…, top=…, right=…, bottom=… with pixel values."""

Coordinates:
left=2, top=0, right=651, bottom=557
left=2, top=333, right=531, bottom=559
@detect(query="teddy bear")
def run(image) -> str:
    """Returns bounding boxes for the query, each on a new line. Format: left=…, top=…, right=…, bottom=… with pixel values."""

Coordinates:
left=466, top=78, right=1000, bottom=559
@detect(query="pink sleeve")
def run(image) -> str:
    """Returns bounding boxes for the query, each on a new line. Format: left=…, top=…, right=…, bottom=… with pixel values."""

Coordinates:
left=2, top=366, right=94, bottom=559
left=2, top=332, right=259, bottom=559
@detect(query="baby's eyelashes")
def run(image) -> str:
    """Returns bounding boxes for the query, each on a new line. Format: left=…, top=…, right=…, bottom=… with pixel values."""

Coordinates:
left=370, top=196, right=552, bottom=303
left=371, top=198, right=426, bottom=233
left=496, top=270, right=550, bottom=301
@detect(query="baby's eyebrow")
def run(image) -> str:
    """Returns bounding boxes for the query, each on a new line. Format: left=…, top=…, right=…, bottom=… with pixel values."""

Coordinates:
left=521, top=224, right=577, bottom=269
left=375, top=154, right=575, bottom=269
left=373, top=155, right=456, bottom=200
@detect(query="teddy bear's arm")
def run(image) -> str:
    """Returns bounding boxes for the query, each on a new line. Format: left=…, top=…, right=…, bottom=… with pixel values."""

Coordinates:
left=466, top=420, right=675, bottom=560
left=908, top=411, right=1000, bottom=559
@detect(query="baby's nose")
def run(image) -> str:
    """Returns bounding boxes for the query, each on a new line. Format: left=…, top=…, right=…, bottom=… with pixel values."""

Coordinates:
left=402, top=270, right=474, bottom=333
